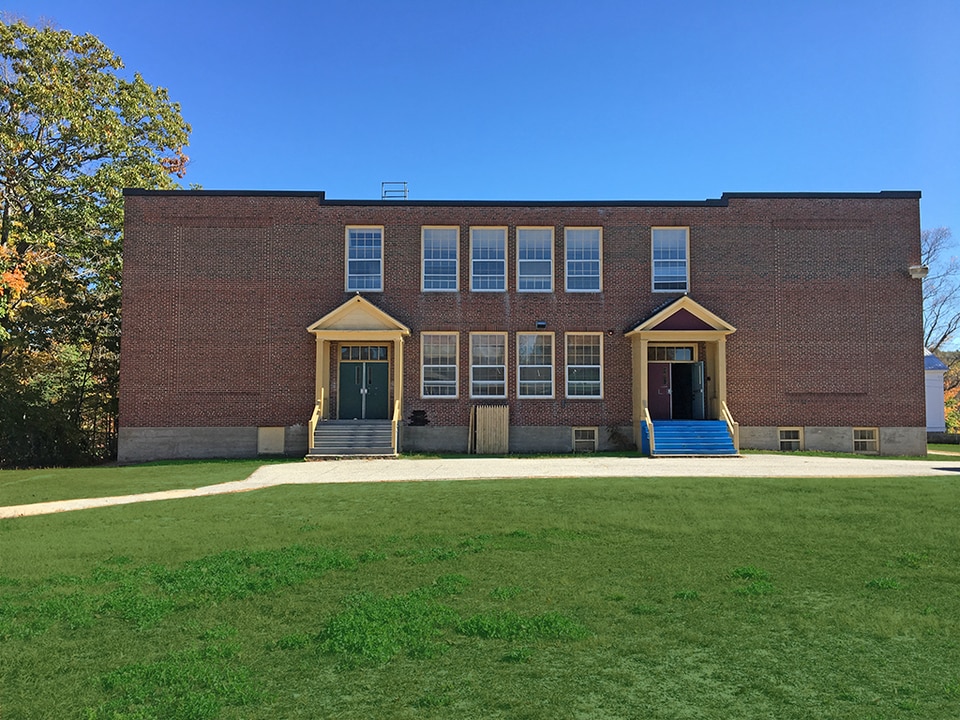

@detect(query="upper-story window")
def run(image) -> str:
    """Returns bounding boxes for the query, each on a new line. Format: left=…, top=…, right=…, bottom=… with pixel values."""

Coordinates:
left=565, top=228, right=601, bottom=292
left=346, top=226, right=383, bottom=291
left=470, top=227, right=507, bottom=291
left=422, top=227, right=459, bottom=291
left=651, top=227, right=689, bottom=292
left=517, top=227, right=554, bottom=292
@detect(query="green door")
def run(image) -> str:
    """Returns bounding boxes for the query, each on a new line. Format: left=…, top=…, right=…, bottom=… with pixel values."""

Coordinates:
left=338, top=361, right=389, bottom=420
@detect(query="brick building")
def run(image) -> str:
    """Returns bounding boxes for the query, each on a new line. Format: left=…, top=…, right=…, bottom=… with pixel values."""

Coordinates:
left=118, top=189, right=926, bottom=462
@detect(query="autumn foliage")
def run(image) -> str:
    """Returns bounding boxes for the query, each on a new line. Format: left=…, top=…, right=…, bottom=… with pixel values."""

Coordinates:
left=0, top=19, right=191, bottom=467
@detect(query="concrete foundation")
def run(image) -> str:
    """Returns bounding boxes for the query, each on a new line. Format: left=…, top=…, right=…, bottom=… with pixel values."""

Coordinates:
left=401, top=425, right=635, bottom=454
left=739, top=426, right=927, bottom=456
left=118, top=426, right=308, bottom=464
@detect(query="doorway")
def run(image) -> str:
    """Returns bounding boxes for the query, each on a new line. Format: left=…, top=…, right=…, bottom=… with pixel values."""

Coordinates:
left=339, top=362, right=389, bottom=419
left=647, top=361, right=705, bottom=420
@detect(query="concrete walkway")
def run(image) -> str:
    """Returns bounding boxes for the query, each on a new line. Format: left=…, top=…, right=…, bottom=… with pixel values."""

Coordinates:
left=2, top=454, right=958, bottom=519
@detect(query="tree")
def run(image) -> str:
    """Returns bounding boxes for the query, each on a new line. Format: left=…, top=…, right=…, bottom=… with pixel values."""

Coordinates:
left=0, top=19, right=190, bottom=467
left=922, top=226, right=958, bottom=354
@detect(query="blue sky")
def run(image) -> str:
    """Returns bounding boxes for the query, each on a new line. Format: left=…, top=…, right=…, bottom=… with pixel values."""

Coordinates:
left=9, top=0, right=960, bottom=233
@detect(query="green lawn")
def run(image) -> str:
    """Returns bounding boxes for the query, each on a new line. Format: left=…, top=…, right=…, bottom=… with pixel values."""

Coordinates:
left=0, top=459, right=292, bottom=507
left=2, top=473, right=959, bottom=719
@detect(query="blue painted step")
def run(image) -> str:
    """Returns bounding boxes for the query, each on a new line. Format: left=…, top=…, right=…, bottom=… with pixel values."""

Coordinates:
left=647, top=420, right=737, bottom=456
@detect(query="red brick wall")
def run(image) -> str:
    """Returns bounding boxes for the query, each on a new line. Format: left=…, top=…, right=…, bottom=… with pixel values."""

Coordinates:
left=120, top=192, right=925, bottom=431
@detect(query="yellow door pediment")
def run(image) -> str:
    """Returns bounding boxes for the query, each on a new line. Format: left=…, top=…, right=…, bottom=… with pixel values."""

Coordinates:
left=308, top=295, right=411, bottom=335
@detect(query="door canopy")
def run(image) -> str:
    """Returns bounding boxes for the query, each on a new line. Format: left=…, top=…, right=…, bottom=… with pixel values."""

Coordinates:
left=626, top=295, right=735, bottom=340
left=308, top=294, right=410, bottom=340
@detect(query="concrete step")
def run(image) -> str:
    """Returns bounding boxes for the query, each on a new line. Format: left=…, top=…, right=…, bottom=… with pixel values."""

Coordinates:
left=309, top=420, right=396, bottom=457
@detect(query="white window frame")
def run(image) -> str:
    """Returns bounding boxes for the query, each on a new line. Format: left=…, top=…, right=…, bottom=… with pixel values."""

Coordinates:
left=421, top=227, right=459, bottom=292
left=470, top=332, right=507, bottom=398
left=517, top=227, right=554, bottom=292
left=517, top=332, right=555, bottom=398
left=345, top=226, right=384, bottom=292
left=565, top=332, right=603, bottom=399
left=421, top=332, right=459, bottom=398
left=565, top=227, right=602, bottom=292
left=651, top=226, right=689, bottom=293
left=853, top=427, right=879, bottom=454
left=572, top=427, right=599, bottom=452
left=470, top=227, right=507, bottom=292
left=778, top=427, right=804, bottom=451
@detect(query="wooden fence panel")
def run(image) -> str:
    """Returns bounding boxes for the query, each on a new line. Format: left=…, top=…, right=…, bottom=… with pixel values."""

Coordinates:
left=472, top=405, right=509, bottom=454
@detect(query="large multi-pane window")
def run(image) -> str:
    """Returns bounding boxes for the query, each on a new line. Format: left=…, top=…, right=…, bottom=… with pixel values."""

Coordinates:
left=470, top=228, right=507, bottom=291
left=652, top=227, right=689, bottom=292
left=517, top=228, right=554, bottom=292
left=421, top=333, right=458, bottom=397
left=517, top=333, right=554, bottom=397
left=566, top=333, right=602, bottom=397
left=346, top=227, right=383, bottom=291
left=422, top=227, right=458, bottom=291
left=565, top=228, right=601, bottom=292
left=470, top=333, right=506, bottom=397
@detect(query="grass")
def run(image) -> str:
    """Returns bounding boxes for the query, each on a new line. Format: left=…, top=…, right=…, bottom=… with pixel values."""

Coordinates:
left=1, top=471, right=960, bottom=718
left=0, top=458, right=296, bottom=507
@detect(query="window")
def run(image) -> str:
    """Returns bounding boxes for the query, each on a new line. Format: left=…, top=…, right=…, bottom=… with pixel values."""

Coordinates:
left=470, top=227, right=506, bottom=291
left=778, top=427, right=803, bottom=451
left=346, top=227, right=383, bottom=291
left=421, top=333, right=458, bottom=397
left=853, top=427, right=879, bottom=454
left=517, top=227, right=553, bottom=292
left=573, top=427, right=598, bottom=452
left=565, top=228, right=601, bottom=292
left=652, top=227, right=689, bottom=292
left=341, top=345, right=388, bottom=361
left=648, top=345, right=695, bottom=362
left=422, top=227, right=458, bottom=291
left=566, top=333, right=602, bottom=398
left=517, top=333, right=554, bottom=397
left=470, top=333, right=506, bottom=397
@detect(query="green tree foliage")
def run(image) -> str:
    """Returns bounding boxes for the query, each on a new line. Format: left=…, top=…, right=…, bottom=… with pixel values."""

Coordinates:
left=0, top=19, right=190, bottom=467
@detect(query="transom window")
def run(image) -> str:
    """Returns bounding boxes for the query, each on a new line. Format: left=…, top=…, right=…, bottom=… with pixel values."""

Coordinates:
left=517, top=227, right=554, bottom=292
left=517, top=333, right=554, bottom=397
left=470, top=228, right=507, bottom=291
left=648, top=345, right=695, bottom=362
left=346, top=227, right=383, bottom=291
left=470, top=333, right=506, bottom=397
left=652, top=227, right=689, bottom=292
left=421, top=333, right=458, bottom=397
left=422, top=227, right=458, bottom=291
left=565, top=228, right=601, bottom=292
left=340, top=345, right=388, bottom=361
left=566, top=333, right=602, bottom=398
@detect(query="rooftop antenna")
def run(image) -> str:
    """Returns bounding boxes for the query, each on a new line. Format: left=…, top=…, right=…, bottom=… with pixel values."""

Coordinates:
left=381, top=181, right=408, bottom=200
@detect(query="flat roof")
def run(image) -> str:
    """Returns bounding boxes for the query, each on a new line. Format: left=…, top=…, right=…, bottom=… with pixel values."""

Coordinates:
left=122, top=189, right=921, bottom=206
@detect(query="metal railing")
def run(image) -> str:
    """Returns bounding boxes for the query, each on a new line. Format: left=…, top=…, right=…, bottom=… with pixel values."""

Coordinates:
left=720, top=401, right=740, bottom=454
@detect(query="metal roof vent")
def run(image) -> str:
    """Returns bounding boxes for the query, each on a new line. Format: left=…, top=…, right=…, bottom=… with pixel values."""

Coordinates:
left=381, top=181, right=408, bottom=200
